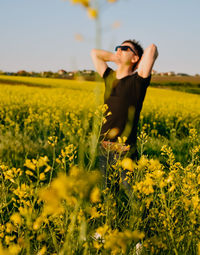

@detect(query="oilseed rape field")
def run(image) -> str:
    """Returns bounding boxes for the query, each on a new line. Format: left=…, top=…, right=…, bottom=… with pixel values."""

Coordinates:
left=0, top=75, right=200, bottom=254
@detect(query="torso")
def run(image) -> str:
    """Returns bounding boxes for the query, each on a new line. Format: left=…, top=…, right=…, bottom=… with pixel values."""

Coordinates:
left=101, top=67, right=151, bottom=146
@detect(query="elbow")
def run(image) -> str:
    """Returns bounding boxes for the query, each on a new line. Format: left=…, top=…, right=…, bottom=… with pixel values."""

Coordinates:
left=148, top=44, right=158, bottom=59
left=90, top=48, right=97, bottom=57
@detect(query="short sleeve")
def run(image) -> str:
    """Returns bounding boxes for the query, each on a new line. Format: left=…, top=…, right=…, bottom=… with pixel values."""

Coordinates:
left=135, top=73, right=151, bottom=87
left=103, top=67, right=113, bottom=79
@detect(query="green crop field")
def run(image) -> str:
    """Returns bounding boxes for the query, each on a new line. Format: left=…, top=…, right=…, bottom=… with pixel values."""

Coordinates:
left=151, top=75, right=200, bottom=84
left=150, top=75, right=200, bottom=94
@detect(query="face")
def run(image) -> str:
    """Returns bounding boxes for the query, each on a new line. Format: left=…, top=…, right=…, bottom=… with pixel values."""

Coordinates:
left=115, top=42, right=139, bottom=66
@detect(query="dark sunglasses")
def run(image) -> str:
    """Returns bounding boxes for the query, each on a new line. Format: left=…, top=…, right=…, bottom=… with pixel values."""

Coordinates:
left=115, top=45, right=137, bottom=55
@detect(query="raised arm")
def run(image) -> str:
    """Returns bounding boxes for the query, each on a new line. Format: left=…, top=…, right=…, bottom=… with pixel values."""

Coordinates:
left=90, top=49, right=118, bottom=77
left=137, top=44, right=158, bottom=78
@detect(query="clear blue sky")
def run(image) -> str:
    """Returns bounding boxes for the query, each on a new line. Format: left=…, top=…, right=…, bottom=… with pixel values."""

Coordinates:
left=1, top=0, right=200, bottom=75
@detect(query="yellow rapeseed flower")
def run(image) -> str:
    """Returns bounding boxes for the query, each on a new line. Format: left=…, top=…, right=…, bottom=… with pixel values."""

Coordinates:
left=39, top=172, right=45, bottom=181
left=90, top=187, right=101, bottom=203
left=137, top=156, right=149, bottom=171
left=5, top=223, right=14, bottom=233
left=8, top=244, right=21, bottom=255
left=37, top=245, right=46, bottom=255
left=105, top=229, right=144, bottom=254
left=192, top=195, right=199, bottom=209
left=87, top=7, right=98, bottom=19
left=95, top=224, right=109, bottom=237
left=24, top=159, right=36, bottom=171
left=197, top=242, right=200, bottom=255
left=90, top=207, right=101, bottom=219
left=93, top=241, right=103, bottom=250
left=70, top=0, right=89, bottom=7
left=25, top=170, right=34, bottom=176
left=10, top=213, right=22, bottom=225
left=121, top=158, right=135, bottom=171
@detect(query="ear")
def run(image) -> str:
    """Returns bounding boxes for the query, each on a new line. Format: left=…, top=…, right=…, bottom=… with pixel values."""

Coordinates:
left=131, top=55, right=139, bottom=64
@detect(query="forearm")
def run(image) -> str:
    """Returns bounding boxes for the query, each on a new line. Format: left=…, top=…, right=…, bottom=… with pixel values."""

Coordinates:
left=91, top=49, right=116, bottom=62
left=144, top=44, right=158, bottom=59
left=138, top=44, right=158, bottom=78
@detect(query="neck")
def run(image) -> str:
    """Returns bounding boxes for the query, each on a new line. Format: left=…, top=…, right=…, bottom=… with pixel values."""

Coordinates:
left=115, top=65, right=134, bottom=79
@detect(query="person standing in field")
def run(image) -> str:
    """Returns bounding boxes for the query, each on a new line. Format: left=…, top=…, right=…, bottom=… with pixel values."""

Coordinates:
left=91, top=40, right=158, bottom=190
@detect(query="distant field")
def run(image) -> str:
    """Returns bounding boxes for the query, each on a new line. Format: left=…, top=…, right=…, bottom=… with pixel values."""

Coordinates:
left=0, top=75, right=101, bottom=91
left=0, top=74, right=200, bottom=94
left=151, top=75, right=200, bottom=84
left=151, top=75, right=200, bottom=94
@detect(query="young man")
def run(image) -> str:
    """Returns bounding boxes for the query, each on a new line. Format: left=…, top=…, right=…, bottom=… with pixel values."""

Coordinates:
left=91, top=40, right=158, bottom=162
left=91, top=40, right=158, bottom=235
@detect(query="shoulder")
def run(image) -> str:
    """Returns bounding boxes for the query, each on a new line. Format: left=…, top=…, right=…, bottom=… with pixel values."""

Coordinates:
left=131, top=72, right=151, bottom=86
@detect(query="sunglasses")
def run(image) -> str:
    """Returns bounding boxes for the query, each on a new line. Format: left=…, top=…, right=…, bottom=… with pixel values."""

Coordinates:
left=115, top=45, right=137, bottom=55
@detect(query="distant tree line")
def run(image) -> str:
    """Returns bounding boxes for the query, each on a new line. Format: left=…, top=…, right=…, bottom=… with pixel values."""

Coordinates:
left=0, top=69, right=199, bottom=81
left=0, top=69, right=101, bottom=81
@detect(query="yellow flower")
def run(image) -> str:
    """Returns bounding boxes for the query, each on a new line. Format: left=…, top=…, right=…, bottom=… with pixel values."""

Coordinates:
left=87, top=7, right=98, bottom=19
left=39, top=172, right=45, bottom=181
left=95, top=224, right=109, bottom=237
left=74, top=33, right=84, bottom=41
left=105, top=229, right=144, bottom=254
left=24, top=159, right=36, bottom=171
left=38, top=156, right=48, bottom=168
left=5, top=235, right=15, bottom=245
left=197, top=174, right=200, bottom=184
left=192, top=195, right=199, bottom=209
left=8, top=244, right=21, bottom=255
left=90, top=207, right=101, bottom=219
left=10, top=213, right=22, bottom=225
left=121, top=158, right=135, bottom=171
left=44, top=165, right=51, bottom=173
left=197, top=242, right=200, bottom=255
left=93, top=241, right=103, bottom=250
left=25, top=170, right=34, bottom=176
left=169, top=184, right=176, bottom=192
left=33, top=217, right=43, bottom=231
left=166, top=175, right=173, bottom=183
left=107, top=127, right=119, bottom=139
left=39, top=188, right=64, bottom=216
left=71, top=0, right=89, bottom=7
left=149, top=159, right=162, bottom=171
left=37, top=245, right=46, bottom=255
left=137, top=156, right=149, bottom=171
left=6, top=223, right=14, bottom=233
left=90, top=187, right=101, bottom=203
left=112, top=20, right=121, bottom=29
left=0, top=244, right=9, bottom=255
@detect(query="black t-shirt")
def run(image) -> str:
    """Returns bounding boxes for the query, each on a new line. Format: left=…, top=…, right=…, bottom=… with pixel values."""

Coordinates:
left=101, top=67, right=151, bottom=150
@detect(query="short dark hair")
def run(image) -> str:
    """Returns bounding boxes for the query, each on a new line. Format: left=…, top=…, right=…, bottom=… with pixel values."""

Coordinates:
left=122, top=39, right=144, bottom=71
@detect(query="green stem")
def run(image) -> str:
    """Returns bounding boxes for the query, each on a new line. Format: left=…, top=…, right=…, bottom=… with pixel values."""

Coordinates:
left=161, top=189, right=178, bottom=255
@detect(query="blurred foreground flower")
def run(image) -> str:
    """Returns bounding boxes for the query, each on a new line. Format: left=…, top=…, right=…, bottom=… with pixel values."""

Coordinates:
left=105, top=229, right=144, bottom=254
left=107, top=127, right=119, bottom=139
left=112, top=20, right=121, bottom=29
left=70, top=0, right=89, bottom=7
left=39, top=167, right=101, bottom=216
left=121, top=158, right=135, bottom=171
left=87, top=7, right=98, bottom=19
left=74, top=33, right=84, bottom=41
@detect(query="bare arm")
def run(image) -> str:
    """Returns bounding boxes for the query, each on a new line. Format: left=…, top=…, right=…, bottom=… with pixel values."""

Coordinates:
left=90, top=49, right=118, bottom=77
left=137, top=44, right=158, bottom=78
